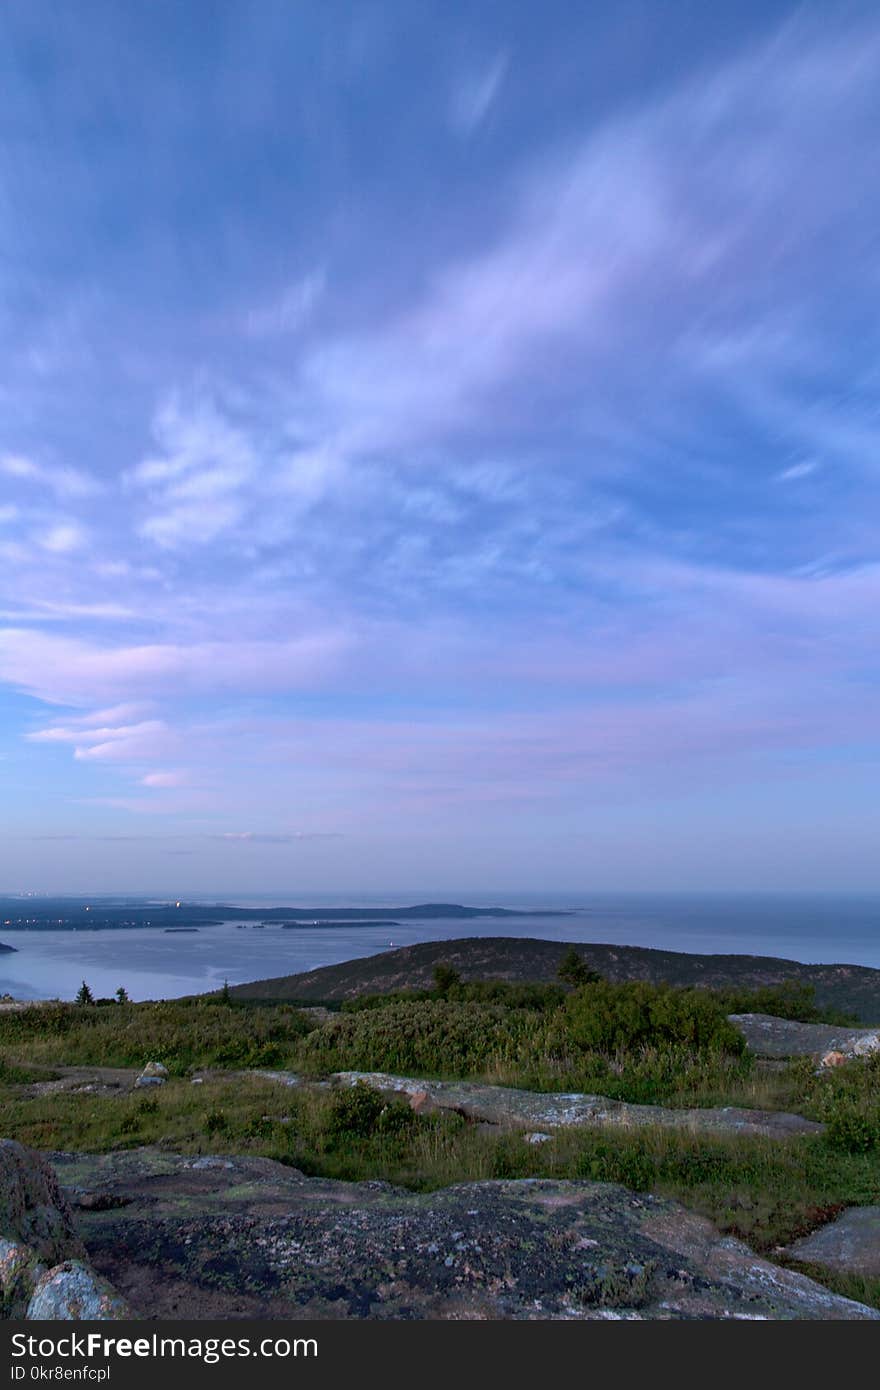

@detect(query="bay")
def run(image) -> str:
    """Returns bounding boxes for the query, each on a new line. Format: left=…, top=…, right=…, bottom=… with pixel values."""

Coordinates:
left=2, top=892, right=879, bottom=1002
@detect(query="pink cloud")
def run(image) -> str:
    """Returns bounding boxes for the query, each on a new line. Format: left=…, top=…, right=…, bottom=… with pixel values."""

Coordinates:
left=0, top=627, right=351, bottom=705
left=141, top=770, right=190, bottom=788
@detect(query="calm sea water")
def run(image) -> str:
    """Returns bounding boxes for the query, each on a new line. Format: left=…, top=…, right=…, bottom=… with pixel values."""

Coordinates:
left=1, top=893, right=879, bottom=1002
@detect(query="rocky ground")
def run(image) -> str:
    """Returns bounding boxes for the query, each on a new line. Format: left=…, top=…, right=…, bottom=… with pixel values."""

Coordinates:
left=40, top=1147, right=880, bottom=1320
left=729, top=1013, right=880, bottom=1060
left=3, top=1053, right=879, bottom=1319
left=3, top=993, right=879, bottom=1321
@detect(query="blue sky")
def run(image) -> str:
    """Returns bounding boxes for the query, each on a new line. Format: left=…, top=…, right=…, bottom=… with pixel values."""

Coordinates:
left=1, top=1, right=879, bottom=896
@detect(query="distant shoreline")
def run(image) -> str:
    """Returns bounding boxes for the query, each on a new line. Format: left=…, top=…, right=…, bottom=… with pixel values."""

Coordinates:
left=0, top=900, right=567, bottom=931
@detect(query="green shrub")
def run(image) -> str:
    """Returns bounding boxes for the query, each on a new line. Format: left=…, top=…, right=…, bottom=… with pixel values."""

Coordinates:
left=325, top=1083, right=388, bottom=1139
left=562, top=981, right=745, bottom=1055
left=343, top=980, right=565, bottom=1013
left=297, top=999, right=544, bottom=1076
left=324, top=1082, right=416, bottom=1142
left=824, top=1102, right=880, bottom=1153
left=712, top=981, right=857, bottom=1026
left=342, top=989, right=433, bottom=1012
left=806, top=1053, right=880, bottom=1152
left=448, top=980, right=565, bottom=1011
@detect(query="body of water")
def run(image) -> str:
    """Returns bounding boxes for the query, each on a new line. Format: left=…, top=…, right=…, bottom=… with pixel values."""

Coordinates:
left=1, top=893, right=879, bottom=1002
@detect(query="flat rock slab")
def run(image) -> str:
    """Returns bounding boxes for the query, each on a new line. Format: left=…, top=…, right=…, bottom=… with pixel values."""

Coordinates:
left=729, top=1014, right=880, bottom=1060
left=19, top=1066, right=139, bottom=1099
left=45, top=1147, right=877, bottom=1320
left=784, top=1207, right=880, bottom=1277
left=331, top=1071, right=823, bottom=1139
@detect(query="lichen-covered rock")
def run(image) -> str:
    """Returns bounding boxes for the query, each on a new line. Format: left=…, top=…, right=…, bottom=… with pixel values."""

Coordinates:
left=331, top=1071, right=823, bottom=1139
left=0, top=1238, right=46, bottom=1318
left=26, top=1261, right=130, bottom=1320
left=729, top=1014, right=880, bottom=1060
left=47, top=1147, right=880, bottom=1320
left=0, top=1139, right=84, bottom=1263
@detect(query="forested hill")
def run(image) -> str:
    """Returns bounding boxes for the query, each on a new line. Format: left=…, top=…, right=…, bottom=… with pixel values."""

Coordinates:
left=229, top=935, right=880, bottom=1023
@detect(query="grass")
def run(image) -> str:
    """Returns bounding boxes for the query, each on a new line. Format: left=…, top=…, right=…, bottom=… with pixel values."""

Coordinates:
left=1, top=1071, right=878, bottom=1268
left=0, top=998, right=312, bottom=1074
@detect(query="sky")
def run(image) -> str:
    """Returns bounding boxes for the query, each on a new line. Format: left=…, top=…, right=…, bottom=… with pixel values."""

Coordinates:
left=1, top=0, right=879, bottom=897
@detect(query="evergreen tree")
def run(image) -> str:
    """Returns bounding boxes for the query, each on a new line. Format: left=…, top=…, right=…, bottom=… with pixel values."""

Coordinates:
left=432, top=963, right=461, bottom=995
left=557, top=948, right=601, bottom=988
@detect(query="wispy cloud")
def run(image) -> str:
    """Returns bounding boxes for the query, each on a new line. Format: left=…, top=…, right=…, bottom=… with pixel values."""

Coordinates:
left=2, top=6, right=880, bottom=888
left=211, top=831, right=341, bottom=844
left=140, top=769, right=190, bottom=788
left=244, top=270, right=326, bottom=337
left=38, top=521, right=89, bottom=554
left=0, top=628, right=350, bottom=704
left=449, top=51, right=509, bottom=134
left=1, top=454, right=103, bottom=500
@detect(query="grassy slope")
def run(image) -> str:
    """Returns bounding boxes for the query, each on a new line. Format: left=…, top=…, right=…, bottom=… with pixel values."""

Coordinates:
left=230, top=936, right=880, bottom=1022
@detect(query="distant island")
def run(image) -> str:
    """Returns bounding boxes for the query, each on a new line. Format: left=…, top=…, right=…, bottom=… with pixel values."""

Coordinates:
left=0, top=940, right=15, bottom=953
left=0, top=899, right=565, bottom=931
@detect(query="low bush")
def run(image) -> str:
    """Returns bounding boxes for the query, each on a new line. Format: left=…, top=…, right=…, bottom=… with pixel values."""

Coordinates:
left=805, top=1053, right=880, bottom=1153
left=561, top=981, right=746, bottom=1055
left=710, top=981, right=858, bottom=1026
left=298, top=999, right=546, bottom=1076
left=342, top=980, right=565, bottom=1013
left=324, top=1082, right=416, bottom=1143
